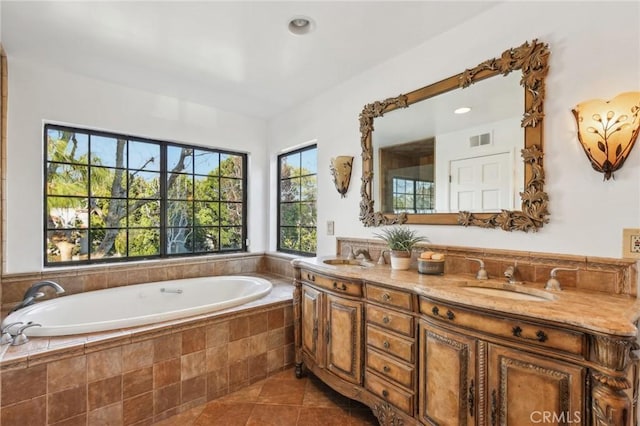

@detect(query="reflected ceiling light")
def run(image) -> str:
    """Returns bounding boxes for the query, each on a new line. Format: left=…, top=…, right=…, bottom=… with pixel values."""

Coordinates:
left=454, top=107, right=471, bottom=114
left=572, top=92, right=640, bottom=180
left=288, top=16, right=315, bottom=35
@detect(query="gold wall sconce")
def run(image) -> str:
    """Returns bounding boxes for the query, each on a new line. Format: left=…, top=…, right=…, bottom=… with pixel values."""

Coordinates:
left=572, top=91, right=640, bottom=180
left=329, top=156, right=354, bottom=198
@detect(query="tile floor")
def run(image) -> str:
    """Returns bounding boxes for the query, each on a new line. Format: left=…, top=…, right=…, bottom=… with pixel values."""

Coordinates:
left=154, top=368, right=379, bottom=425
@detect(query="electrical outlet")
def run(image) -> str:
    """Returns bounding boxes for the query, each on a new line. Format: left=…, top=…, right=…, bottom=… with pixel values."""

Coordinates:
left=326, top=220, right=335, bottom=236
left=622, top=229, right=640, bottom=258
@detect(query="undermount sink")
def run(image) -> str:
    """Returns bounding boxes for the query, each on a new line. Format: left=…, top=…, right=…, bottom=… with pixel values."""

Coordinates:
left=323, top=258, right=374, bottom=268
left=458, top=283, right=556, bottom=302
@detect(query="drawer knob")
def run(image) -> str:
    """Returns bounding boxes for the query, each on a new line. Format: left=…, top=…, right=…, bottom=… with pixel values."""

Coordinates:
left=383, top=365, right=391, bottom=373
left=382, top=316, right=390, bottom=324
left=382, top=293, right=391, bottom=301
left=333, top=282, right=347, bottom=291
left=383, top=341, right=390, bottom=349
left=512, top=326, right=548, bottom=343
left=432, top=306, right=455, bottom=321
left=307, top=273, right=315, bottom=282
left=382, top=389, right=389, bottom=398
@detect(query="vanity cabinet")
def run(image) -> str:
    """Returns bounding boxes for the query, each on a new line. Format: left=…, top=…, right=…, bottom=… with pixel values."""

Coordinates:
left=364, top=284, right=418, bottom=417
left=293, top=260, right=639, bottom=426
left=298, top=269, right=363, bottom=385
left=418, top=320, right=585, bottom=426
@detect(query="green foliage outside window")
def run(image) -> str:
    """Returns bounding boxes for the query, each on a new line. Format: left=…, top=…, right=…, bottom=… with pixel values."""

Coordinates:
left=278, top=146, right=317, bottom=255
left=45, top=125, right=246, bottom=265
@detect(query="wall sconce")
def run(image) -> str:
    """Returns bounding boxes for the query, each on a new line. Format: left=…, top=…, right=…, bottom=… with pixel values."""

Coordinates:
left=329, top=156, right=354, bottom=198
left=572, top=91, right=640, bottom=180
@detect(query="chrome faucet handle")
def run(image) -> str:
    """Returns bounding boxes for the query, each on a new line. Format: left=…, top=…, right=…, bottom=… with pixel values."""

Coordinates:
left=377, top=250, right=387, bottom=265
left=11, top=323, right=41, bottom=346
left=0, top=322, right=23, bottom=345
left=466, top=258, right=488, bottom=280
left=545, top=267, right=578, bottom=291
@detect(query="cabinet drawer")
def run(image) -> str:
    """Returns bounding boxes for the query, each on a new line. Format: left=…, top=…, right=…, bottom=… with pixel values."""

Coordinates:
left=365, top=370, right=414, bottom=415
left=367, top=324, right=414, bottom=363
left=367, top=348, right=414, bottom=389
left=367, top=304, right=414, bottom=337
left=420, top=297, right=586, bottom=357
left=367, top=284, right=414, bottom=311
left=301, top=269, right=362, bottom=297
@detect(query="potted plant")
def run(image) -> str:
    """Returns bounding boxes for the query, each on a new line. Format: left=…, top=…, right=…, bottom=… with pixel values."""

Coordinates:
left=374, top=226, right=428, bottom=270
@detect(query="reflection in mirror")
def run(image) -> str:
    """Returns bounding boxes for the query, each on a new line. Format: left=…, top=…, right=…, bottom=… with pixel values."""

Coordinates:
left=374, top=73, right=523, bottom=215
left=360, top=39, right=550, bottom=232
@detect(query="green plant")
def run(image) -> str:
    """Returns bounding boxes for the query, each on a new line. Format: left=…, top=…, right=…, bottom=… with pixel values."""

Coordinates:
left=374, top=226, right=428, bottom=252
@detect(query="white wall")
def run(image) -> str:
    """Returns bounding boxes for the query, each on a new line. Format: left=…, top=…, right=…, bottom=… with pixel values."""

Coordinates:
left=6, top=58, right=268, bottom=273
left=268, top=1, right=640, bottom=259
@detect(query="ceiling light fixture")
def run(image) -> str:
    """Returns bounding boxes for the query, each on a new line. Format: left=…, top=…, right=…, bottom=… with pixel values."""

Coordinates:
left=454, top=107, right=472, bottom=115
left=288, top=16, right=315, bottom=36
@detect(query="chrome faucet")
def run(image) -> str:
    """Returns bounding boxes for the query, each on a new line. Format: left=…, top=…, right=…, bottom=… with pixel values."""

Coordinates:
left=11, top=280, right=65, bottom=312
left=353, top=248, right=372, bottom=261
left=503, top=263, right=521, bottom=284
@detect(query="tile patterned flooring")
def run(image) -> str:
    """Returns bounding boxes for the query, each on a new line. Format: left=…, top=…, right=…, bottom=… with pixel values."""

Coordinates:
left=154, top=368, right=379, bottom=425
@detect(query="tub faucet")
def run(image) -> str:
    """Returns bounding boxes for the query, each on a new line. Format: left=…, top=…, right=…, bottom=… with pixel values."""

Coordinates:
left=353, top=248, right=372, bottom=261
left=11, top=280, right=65, bottom=313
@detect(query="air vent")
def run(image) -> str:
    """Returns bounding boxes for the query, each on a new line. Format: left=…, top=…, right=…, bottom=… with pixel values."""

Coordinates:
left=469, top=132, right=491, bottom=148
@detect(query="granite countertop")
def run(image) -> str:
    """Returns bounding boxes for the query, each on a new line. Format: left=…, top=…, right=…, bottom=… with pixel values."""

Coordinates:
left=294, top=257, right=640, bottom=338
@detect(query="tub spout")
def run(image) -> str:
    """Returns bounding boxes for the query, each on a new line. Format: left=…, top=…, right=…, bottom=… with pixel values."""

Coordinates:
left=11, top=280, right=65, bottom=313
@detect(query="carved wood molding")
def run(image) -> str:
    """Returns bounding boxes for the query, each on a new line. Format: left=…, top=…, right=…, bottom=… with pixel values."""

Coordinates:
left=372, top=401, right=405, bottom=426
left=592, top=334, right=636, bottom=371
left=359, top=39, right=550, bottom=231
left=592, top=371, right=632, bottom=390
left=359, top=96, right=409, bottom=227
left=592, top=383, right=632, bottom=426
left=499, top=356, right=570, bottom=421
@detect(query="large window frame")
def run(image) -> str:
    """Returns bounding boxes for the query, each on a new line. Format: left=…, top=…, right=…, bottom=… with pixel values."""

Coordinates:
left=277, top=144, right=317, bottom=256
left=44, top=124, right=247, bottom=266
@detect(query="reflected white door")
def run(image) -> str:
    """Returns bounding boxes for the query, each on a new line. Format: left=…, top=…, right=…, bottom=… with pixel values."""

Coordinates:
left=449, top=152, right=511, bottom=212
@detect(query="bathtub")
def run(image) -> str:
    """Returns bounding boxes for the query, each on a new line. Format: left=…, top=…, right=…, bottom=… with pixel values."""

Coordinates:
left=2, top=275, right=272, bottom=337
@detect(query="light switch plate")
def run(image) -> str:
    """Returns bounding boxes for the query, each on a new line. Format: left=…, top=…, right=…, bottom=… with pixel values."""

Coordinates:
left=622, top=228, right=640, bottom=258
left=326, top=220, right=335, bottom=236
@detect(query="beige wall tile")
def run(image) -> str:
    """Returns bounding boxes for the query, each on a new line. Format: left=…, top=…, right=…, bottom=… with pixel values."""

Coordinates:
left=87, top=346, right=122, bottom=383
left=48, top=355, right=87, bottom=393
left=1, top=364, right=46, bottom=406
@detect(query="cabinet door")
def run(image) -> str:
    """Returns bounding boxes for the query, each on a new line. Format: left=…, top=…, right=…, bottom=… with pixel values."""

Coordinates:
left=301, top=285, right=323, bottom=366
left=418, top=320, right=477, bottom=426
left=487, top=343, right=584, bottom=426
left=326, top=293, right=363, bottom=384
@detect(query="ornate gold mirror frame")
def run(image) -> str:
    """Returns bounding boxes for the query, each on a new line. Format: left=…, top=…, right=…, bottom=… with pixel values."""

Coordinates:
left=359, top=39, right=550, bottom=232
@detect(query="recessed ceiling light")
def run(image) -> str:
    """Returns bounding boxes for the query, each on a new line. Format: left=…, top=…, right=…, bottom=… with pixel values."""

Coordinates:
left=454, top=107, right=472, bottom=115
left=288, top=16, right=315, bottom=35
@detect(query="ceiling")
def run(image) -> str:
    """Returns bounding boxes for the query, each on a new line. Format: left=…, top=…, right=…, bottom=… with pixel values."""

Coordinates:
left=2, top=1, right=499, bottom=119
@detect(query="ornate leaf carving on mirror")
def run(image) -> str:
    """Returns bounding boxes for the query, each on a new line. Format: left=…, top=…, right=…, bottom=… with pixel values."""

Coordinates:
left=359, top=39, right=550, bottom=232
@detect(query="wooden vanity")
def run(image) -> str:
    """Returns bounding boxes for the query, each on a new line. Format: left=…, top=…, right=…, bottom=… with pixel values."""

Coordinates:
left=293, top=257, right=640, bottom=426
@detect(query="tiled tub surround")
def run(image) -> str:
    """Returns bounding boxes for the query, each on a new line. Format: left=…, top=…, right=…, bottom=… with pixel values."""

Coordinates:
left=337, top=237, right=638, bottom=296
left=0, top=273, right=295, bottom=425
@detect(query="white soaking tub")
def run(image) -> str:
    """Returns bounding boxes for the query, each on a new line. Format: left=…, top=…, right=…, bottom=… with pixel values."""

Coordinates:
left=2, top=275, right=272, bottom=336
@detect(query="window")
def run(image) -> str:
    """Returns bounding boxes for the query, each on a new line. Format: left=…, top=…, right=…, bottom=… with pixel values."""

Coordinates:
left=277, top=145, right=317, bottom=255
left=392, top=177, right=434, bottom=214
left=45, top=124, right=247, bottom=265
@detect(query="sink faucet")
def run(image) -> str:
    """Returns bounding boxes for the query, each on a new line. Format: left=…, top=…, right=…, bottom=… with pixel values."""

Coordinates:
left=11, top=280, right=65, bottom=312
left=353, top=248, right=372, bottom=261
left=545, top=267, right=578, bottom=291
left=503, top=263, right=521, bottom=284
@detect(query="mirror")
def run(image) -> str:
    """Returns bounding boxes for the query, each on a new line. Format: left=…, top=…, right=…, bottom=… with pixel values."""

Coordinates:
left=359, top=39, right=550, bottom=232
